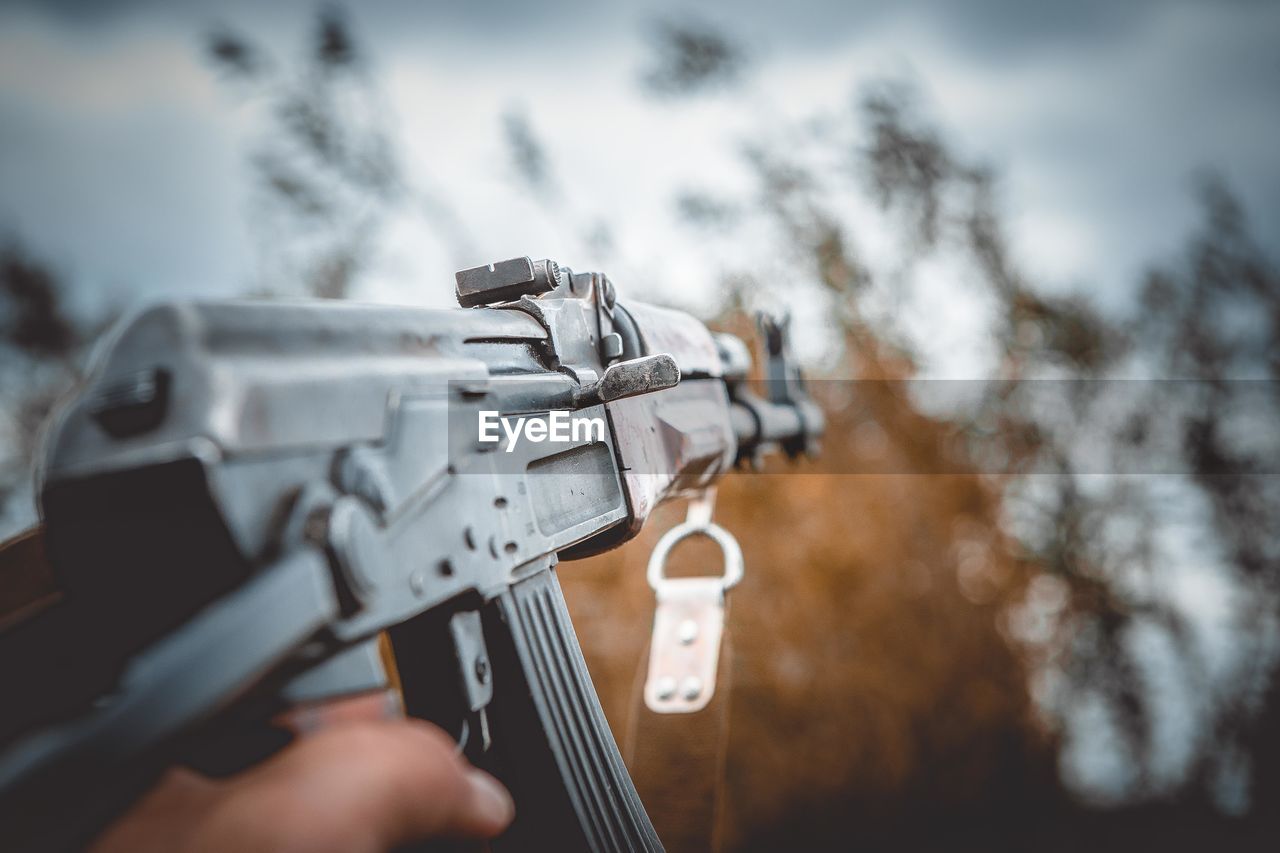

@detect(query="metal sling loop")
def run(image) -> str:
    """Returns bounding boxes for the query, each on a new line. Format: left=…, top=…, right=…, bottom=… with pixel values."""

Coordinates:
left=645, top=489, right=743, bottom=593
left=642, top=488, right=742, bottom=713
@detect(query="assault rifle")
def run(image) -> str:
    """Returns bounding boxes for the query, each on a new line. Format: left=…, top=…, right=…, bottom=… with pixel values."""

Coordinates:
left=0, top=257, right=822, bottom=851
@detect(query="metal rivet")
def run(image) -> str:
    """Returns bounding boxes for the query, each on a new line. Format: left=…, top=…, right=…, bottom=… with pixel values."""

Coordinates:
left=474, top=656, right=490, bottom=685
left=655, top=676, right=677, bottom=700
left=601, top=332, right=624, bottom=361
left=409, top=570, right=426, bottom=596
left=677, top=619, right=699, bottom=645
left=680, top=676, right=703, bottom=701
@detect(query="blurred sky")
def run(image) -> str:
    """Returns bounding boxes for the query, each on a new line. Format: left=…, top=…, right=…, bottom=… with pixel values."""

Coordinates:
left=1, top=0, right=1278, bottom=366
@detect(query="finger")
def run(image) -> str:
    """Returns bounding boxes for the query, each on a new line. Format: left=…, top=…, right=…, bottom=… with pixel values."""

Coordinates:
left=278, top=689, right=404, bottom=734
left=194, top=719, right=513, bottom=852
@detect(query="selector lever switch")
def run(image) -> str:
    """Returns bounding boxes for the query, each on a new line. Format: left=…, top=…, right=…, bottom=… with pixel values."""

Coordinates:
left=574, top=354, right=680, bottom=408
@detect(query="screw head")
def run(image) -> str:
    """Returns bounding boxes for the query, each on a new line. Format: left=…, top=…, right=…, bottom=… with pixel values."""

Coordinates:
left=474, top=656, right=490, bottom=685
left=655, top=676, right=677, bottom=700
left=677, top=619, right=699, bottom=645
left=680, top=676, right=703, bottom=701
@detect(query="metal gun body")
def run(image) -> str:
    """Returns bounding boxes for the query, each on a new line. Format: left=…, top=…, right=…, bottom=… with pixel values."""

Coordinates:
left=0, top=261, right=820, bottom=851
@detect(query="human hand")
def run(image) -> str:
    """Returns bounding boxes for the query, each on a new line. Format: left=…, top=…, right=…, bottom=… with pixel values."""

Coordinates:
left=90, top=695, right=513, bottom=853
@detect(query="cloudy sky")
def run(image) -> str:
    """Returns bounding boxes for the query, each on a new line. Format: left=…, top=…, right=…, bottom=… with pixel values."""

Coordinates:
left=1, top=0, right=1278, bottom=370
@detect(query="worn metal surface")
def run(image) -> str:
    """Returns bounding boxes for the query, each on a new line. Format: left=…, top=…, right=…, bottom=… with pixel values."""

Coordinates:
left=596, top=354, right=680, bottom=403
left=0, top=254, right=824, bottom=852
left=455, top=257, right=561, bottom=307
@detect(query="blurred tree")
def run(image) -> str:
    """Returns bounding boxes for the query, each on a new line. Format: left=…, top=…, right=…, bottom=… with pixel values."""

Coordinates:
left=207, top=5, right=411, bottom=298
left=620, top=23, right=1280, bottom=843
left=499, top=104, right=617, bottom=260
left=640, top=17, right=747, bottom=97
left=503, top=108, right=557, bottom=198
left=1127, top=177, right=1280, bottom=805
left=0, top=243, right=94, bottom=534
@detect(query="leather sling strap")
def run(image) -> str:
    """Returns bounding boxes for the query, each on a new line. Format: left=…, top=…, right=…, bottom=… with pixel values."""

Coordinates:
left=624, top=630, right=733, bottom=853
